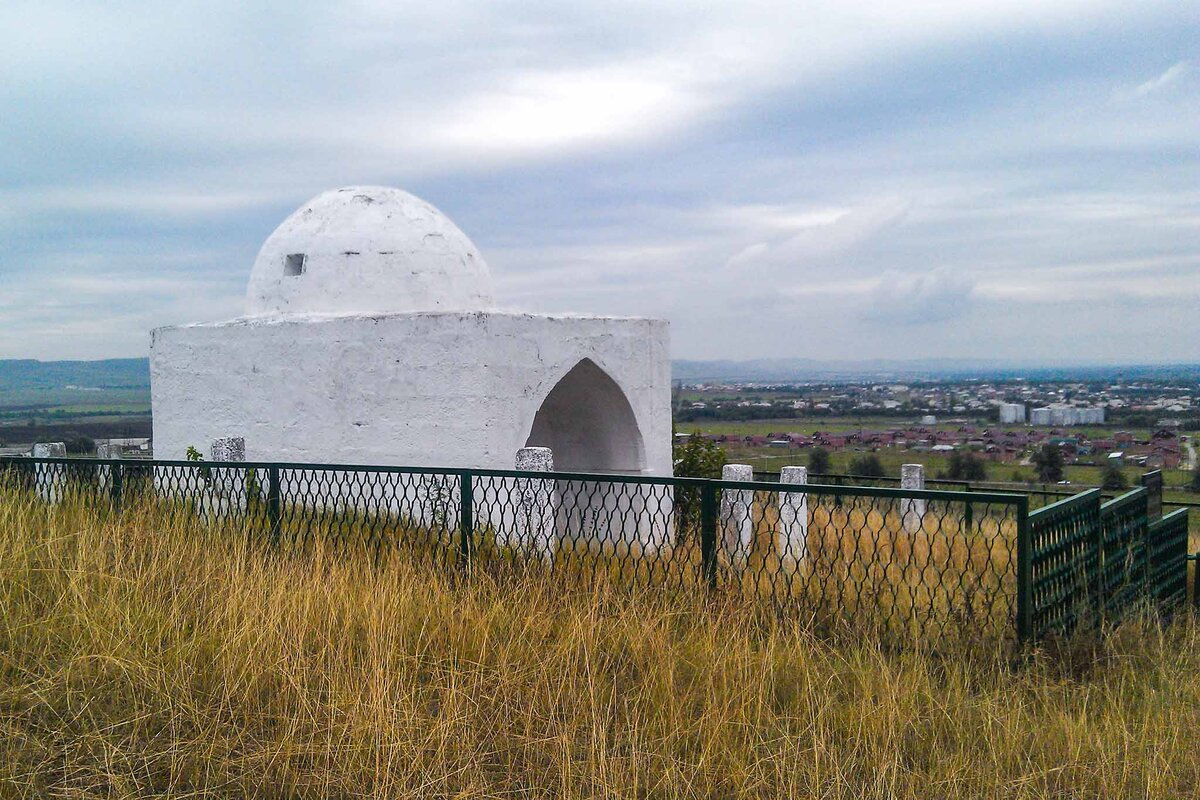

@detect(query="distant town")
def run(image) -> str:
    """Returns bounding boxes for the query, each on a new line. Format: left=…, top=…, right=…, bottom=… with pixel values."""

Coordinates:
left=673, top=376, right=1198, bottom=480
left=1, top=360, right=1197, bottom=485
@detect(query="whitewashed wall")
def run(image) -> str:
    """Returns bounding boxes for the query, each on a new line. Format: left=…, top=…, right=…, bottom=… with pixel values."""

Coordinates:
left=150, top=311, right=672, bottom=477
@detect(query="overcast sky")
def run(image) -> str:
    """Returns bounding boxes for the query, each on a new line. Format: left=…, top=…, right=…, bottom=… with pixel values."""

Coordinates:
left=2, top=1, right=1196, bottom=363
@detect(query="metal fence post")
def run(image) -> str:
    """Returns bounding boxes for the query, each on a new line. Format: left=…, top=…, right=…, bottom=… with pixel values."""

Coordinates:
left=110, top=462, right=123, bottom=514
left=459, top=470, right=474, bottom=565
left=700, top=482, right=718, bottom=591
left=1143, top=502, right=1154, bottom=603
left=267, top=465, right=281, bottom=546
left=1016, top=495, right=1032, bottom=643
left=1092, top=493, right=1105, bottom=622
left=1141, top=470, right=1163, bottom=520
left=1192, top=553, right=1200, bottom=612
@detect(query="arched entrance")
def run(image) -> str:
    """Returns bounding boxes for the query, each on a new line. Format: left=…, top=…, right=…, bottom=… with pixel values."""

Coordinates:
left=525, top=358, right=646, bottom=474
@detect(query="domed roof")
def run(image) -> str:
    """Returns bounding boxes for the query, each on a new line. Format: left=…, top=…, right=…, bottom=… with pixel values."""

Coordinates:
left=245, top=186, right=495, bottom=316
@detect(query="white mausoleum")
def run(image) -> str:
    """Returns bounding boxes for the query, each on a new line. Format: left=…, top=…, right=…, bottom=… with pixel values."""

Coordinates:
left=150, top=186, right=672, bottom=476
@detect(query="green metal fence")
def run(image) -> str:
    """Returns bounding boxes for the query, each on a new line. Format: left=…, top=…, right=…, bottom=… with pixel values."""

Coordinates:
left=1024, top=489, right=1102, bottom=640
left=1100, top=487, right=1150, bottom=621
left=2, top=455, right=1029, bottom=643
left=0, top=456, right=1191, bottom=645
left=1149, top=509, right=1190, bottom=614
left=1024, top=478, right=1191, bottom=640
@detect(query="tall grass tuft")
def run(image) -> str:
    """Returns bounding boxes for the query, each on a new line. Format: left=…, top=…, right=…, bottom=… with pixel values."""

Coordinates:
left=2, top=483, right=1200, bottom=797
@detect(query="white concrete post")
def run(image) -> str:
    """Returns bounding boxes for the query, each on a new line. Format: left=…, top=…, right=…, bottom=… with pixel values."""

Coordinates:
left=210, top=437, right=245, bottom=463
left=720, top=463, right=754, bottom=564
left=32, top=442, right=66, bottom=504
left=209, top=436, right=246, bottom=516
left=94, top=441, right=118, bottom=492
left=901, top=463, right=926, bottom=533
left=778, top=466, right=809, bottom=564
left=31, top=442, right=66, bottom=458
left=515, top=446, right=557, bottom=562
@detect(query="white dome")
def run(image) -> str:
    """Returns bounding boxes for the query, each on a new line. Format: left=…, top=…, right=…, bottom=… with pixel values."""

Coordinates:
left=245, top=186, right=495, bottom=316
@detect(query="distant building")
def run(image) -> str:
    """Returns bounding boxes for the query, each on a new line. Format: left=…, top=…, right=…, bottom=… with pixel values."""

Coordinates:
left=920, top=415, right=937, bottom=425
left=999, top=403, right=1026, bottom=424
left=1029, top=405, right=1104, bottom=426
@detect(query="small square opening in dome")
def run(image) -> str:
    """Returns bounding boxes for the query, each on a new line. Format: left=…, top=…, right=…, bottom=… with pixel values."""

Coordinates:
left=284, top=253, right=306, bottom=277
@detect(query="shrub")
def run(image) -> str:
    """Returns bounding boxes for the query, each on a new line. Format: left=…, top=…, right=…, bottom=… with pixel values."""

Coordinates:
left=847, top=453, right=885, bottom=478
left=672, top=433, right=727, bottom=544
left=1101, top=463, right=1128, bottom=490
left=808, top=447, right=831, bottom=475
left=673, top=433, right=726, bottom=480
left=946, top=451, right=988, bottom=481
left=62, top=431, right=95, bottom=455
left=1032, top=444, right=1065, bottom=483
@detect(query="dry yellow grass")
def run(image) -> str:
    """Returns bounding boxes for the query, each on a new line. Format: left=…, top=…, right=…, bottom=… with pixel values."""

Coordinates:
left=3, top=484, right=1200, bottom=798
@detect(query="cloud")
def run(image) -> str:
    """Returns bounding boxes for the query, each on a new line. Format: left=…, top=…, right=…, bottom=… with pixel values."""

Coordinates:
left=1124, top=60, right=1189, bottom=99
left=723, top=199, right=910, bottom=273
left=863, top=269, right=977, bottom=325
left=0, top=0, right=1197, bottom=363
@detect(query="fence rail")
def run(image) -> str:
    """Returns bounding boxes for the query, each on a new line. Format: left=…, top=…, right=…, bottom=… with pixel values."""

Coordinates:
left=0, top=455, right=1191, bottom=646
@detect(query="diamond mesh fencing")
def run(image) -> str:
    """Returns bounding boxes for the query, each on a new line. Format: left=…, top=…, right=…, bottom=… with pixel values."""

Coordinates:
left=1, top=456, right=1189, bottom=645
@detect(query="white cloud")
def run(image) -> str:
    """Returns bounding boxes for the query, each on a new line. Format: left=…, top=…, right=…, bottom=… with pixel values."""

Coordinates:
left=722, top=198, right=910, bottom=273
left=864, top=268, right=977, bottom=325
left=1125, top=60, right=1189, bottom=98
left=0, top=0, right=1196, bottom=362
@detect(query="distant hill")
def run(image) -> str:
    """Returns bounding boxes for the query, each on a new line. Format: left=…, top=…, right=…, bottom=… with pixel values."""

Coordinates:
left=671, top=358, right=1200, bottom=383
left=1, top=356, right=1195, bottom=394
left=0, top=358, right=150, bottom=392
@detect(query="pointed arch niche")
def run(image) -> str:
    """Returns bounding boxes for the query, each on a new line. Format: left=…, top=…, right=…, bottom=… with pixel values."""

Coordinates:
left=524, top=358, right=647, bottom=474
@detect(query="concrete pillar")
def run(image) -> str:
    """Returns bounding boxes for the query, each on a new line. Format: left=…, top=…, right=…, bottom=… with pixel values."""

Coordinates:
left=901, top=463, right=926, bottom=533
left=514, top=446, right=557, bottom=561
left=210, top=437, right=245, bottom=463
left=208, top=436, right=246, bottom=516
left=32, top=442, right=66, bottom=504
left=720, top=463, right=754, bottom=563
left=94, top=441, right=118, bottom=492
left=778, top=466, right=809, bottom=564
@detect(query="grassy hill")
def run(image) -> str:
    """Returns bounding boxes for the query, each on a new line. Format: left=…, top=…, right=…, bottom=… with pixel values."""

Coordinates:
left=0, top=358, right=149, bottom=392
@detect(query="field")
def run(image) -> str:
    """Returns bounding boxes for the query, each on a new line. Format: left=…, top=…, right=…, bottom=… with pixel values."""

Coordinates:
left=687, top=418, right=1199, bottom=552
left=4, top=484, right=1200, bottom=796
left=678, top=416, right=1195, bottom=488
left=0, top=361, right=152, bottom=450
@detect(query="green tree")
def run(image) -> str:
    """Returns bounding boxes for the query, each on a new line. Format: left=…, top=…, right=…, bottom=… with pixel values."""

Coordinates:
left=1032, top=444, right=1065, bottom=483
left=1101, top=463, right=1128, bottom=490
left=673, top=434, right=726, bottom=480
left=808, top=447, right=831, bottom=475
left=672, top=434, right=727, bottom=545
left=945, top=451, right=987, bottom=481
left=848, top=453, right=886, bottom=478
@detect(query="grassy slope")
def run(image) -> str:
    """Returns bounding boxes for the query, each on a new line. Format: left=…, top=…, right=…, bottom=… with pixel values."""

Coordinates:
left=3, top=490, right=1200, bottom=797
